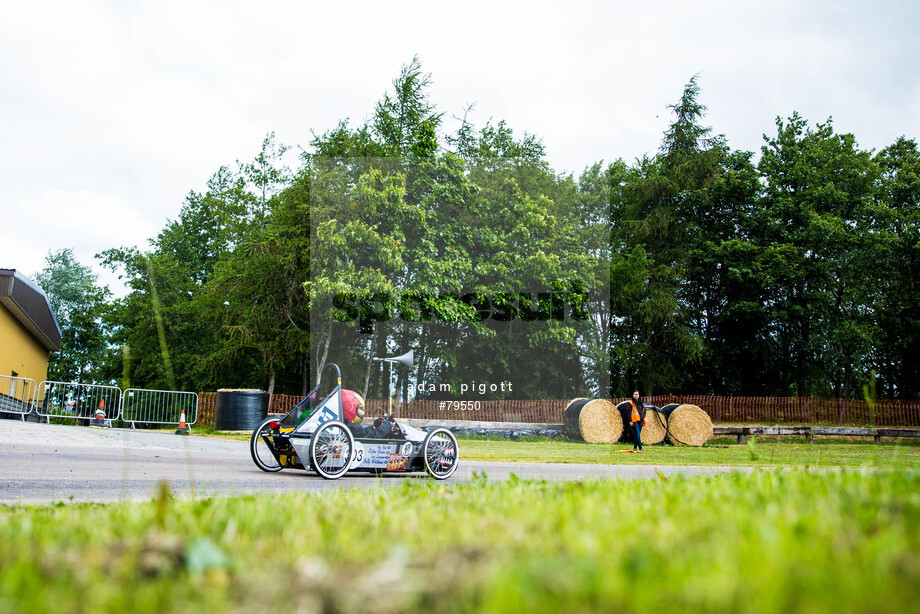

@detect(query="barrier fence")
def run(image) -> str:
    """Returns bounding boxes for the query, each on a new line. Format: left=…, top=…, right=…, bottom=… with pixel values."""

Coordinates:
left=122, top=388, right=199, bottom=427
left=367, top=398, right=569, bottom=423
left=659, top=395, right=920, bottom=427
left=0, top=380, right=198, bottom=427
left=380, top=396, right=920, bottom=427
left=193, top=393, right=920, bottom=429
left=35, top=381, right=123, bottom=421
left=0, top=375, right=37, bottom=419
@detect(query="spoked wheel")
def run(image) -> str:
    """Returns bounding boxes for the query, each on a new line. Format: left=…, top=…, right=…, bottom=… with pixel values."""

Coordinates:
left=250, top=417, right=283, bottom=472
left=423, top=428, right=459, bottom=479
left=309, top=420, right=354, bottom=480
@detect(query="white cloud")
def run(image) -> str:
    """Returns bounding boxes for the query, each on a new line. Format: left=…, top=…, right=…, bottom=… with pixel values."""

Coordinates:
left=1, top=0, right=919, bottom=295
left=1, top=189, right=159, bottom=294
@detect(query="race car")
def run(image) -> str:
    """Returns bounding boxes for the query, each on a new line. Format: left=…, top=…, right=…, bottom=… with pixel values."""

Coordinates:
left=249, top=363, right=459, bottom=480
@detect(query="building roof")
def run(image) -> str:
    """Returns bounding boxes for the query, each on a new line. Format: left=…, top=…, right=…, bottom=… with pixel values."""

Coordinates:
left=0, top=269, right=62, bottom=351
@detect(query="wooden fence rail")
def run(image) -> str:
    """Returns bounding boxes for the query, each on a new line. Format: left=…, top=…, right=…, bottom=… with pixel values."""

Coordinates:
left=196, top=393, right=920, bottom=430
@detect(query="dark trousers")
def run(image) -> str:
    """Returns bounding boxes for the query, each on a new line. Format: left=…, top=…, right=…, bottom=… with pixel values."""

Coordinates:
left=631, top=422, right=643, bottom=450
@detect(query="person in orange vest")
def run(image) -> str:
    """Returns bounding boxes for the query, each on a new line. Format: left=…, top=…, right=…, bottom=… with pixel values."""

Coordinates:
left=628, top=390, right=646, bottom=452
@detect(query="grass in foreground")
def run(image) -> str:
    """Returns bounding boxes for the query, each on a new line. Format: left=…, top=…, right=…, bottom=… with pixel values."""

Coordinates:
left=456, top=435, right=920, bottom=468
left=2, top=470, right=919, bottom=613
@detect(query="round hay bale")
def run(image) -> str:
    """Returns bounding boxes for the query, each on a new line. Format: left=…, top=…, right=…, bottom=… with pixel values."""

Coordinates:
left=563, top=399, right=622, bottom=443
left=664, top=404, right=713, bottom=446
left=641, top=408, right=668, bottom=445
left=581, top=399, right=622, bottom=443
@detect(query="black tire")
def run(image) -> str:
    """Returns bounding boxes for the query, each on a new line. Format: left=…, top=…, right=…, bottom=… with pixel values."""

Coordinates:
left=250, top=417, right=283, bottom=472
left=422, top=428, right=459, bottom=479
left=309, top=420, right=355, bottom=480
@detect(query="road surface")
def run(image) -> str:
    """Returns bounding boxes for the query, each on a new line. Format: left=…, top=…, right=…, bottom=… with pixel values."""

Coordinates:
left=0, top=420, right=751, bottom=505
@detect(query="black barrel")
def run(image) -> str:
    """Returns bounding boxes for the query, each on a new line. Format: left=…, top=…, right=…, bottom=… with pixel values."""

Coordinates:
left=215, top=389, right=269, bottom=431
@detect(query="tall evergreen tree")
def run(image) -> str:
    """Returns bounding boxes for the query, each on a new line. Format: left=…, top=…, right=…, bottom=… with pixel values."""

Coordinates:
left=609, top=76, right=722, bottom=394
left=373, top=55, right=443, bottom=157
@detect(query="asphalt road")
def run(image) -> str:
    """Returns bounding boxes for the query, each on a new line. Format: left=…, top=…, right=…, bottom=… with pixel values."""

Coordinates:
left=0, top=420, right=751, bottom=505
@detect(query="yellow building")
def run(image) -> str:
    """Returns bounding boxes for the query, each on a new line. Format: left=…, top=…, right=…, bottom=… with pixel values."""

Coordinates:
left=1, top=269, right=61, bottom=385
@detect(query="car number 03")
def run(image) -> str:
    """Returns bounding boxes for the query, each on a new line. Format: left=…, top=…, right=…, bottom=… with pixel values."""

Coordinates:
left=349, top=441, right=365, bottom=469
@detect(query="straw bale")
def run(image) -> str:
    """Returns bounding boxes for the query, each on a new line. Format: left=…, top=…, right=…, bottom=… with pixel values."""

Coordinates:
left=578, top=399, right=622, bottom=444
left=641, top=408, right=668, bottom=445
left=666, top=404, right=713, bottom=446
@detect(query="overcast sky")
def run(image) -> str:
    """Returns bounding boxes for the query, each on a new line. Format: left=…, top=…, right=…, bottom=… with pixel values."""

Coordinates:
left=2, top=0, right=918, bottom=295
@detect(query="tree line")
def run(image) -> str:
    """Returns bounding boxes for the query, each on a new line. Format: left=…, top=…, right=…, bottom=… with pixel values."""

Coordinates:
left=36, top=59, right=920, bottom=400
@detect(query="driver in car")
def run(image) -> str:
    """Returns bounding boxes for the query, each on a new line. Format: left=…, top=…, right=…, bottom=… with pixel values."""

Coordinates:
left=342, top=389, right=403, bottom=439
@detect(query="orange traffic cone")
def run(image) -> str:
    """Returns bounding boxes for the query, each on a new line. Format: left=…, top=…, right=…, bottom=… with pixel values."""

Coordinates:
left=90, top=399, right=108, bottom=428
left=175, top=409, right=190, bottom=435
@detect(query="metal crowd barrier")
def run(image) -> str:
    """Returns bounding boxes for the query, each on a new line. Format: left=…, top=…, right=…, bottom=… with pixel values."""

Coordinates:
left=34, top=381, right=123, bottom=423
left=3, top=381, right=200, bottom=428
left=121, top=388, right=198, bottom=428
left=0, top=375, right=38, bottom=420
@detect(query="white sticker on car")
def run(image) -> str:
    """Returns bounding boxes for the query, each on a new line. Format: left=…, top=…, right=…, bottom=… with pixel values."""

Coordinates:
left=349, top=441, right=365, bottom=469
left=363, top=443, right=396, bottom=467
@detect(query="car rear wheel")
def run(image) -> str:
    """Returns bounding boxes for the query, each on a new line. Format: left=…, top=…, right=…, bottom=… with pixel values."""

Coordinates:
left=250, top=417, right=283, bottom=472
